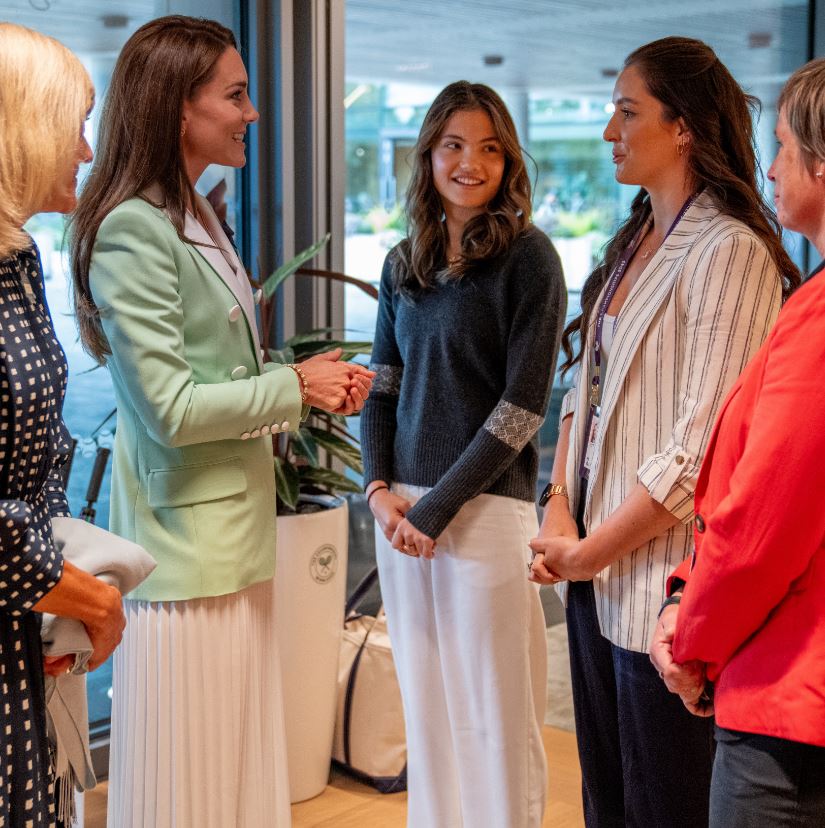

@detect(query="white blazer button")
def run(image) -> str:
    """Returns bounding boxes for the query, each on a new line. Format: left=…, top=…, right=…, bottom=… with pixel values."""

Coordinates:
left=228, top=304, right=242, bottom=322
left=231, top=365, right=247, bottom=380
left=254, top=288, right=263, bottom=305
left=281, top=421, right=290, bottom=431
left=270, top=423, right=281, bottom=433
left=251, top=428, right=261, bottom=438
left=241, top=432, right=251, bottom=440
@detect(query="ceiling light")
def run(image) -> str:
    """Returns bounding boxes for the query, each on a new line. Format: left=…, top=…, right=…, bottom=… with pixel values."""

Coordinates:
left=483, top=55, right=504, bottom=67
left=101, top=14, right=129, bottom=28
left=748, top=32, right=772, bottom=48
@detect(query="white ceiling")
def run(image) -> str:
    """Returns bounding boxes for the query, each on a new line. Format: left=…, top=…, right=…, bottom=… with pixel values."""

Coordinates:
left=0, top=0, right=811, bottom=95
left=345, top=0, right=810, bottom=97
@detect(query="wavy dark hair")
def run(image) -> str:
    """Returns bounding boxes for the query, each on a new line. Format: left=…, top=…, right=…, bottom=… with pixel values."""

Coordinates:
left=393, top=81, right=532, bottom=294
left=69, top=15, right=236, bottom=362
left=559, top=36, right=802, bottom=374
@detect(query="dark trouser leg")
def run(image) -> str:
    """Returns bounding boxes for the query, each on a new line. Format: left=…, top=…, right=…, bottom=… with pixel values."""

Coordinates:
left=710, top=727, right=825, bottom=828
left=613, top=644, right=715, bottom=828
left=565, top=580, right=624, bottom=828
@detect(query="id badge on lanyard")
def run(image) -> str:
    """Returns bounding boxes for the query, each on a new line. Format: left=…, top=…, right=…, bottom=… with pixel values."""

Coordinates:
left=582, top=405, right=600, bottom=477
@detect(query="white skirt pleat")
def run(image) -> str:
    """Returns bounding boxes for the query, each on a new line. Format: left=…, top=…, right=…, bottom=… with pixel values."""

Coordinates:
left=107, top=578, right=291, bottom=828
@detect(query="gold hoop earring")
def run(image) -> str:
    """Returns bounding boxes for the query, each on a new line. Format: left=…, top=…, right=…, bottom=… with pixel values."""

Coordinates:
left=180, top=125, right=186, bottom=137
left=677, top=138, right=688, bottom=157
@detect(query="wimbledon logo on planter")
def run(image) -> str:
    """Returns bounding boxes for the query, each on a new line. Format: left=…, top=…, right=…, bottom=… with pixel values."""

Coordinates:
left=309, top=544, right=338, bottom=584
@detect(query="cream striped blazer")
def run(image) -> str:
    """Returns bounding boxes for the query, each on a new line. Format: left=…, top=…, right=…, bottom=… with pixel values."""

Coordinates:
left=557, top=192, right=782, bottom=652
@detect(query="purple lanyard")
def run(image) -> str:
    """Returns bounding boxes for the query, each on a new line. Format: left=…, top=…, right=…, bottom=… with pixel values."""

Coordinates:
left=589, top=194, right=696, bottom=410
left=580, top=193, right=696, bottom=481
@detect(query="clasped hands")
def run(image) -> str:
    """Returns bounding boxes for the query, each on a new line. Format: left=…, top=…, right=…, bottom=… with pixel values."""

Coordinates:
left=298, top=348, right=375, bottom=415
left=367, top=488, right=436, bottom=558
left=649, top=601, right=714, bottom=717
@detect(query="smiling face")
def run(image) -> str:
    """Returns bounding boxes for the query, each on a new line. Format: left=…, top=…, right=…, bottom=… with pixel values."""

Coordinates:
left=768, top=108, right=825, bottom=239
left=181, top=47, right=259, bottom=183
left=40, top=123, right=93, bottom=214
left=603, top=64, right=687, bottom=192
left=431, top=108, right=505, bottom=226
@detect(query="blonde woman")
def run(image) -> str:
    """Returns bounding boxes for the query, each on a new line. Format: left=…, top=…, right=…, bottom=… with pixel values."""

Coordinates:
left=0, top=23, right=125, bottom=827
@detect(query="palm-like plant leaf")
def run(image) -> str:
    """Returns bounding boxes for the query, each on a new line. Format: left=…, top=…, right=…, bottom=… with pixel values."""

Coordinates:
left=274, top=456, right=300, bottom=510
left=291, top=339, right=372, bottom=359
left=307, top=426, right=363, bottom=474
left=299, top=466, right=363, bottom=494
left=291, top=428, right=320, bottom=466
left=263, top=234, right=331, bottom=298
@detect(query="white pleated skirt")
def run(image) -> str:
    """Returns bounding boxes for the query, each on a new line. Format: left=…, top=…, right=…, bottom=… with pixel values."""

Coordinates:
left=107, top=577, right=291, bottom=828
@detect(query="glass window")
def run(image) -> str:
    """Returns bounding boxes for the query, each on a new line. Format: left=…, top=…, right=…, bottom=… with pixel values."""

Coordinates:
left=1, top=0, right=239, bottom=735
left=344, top=0, right=811, bottom=488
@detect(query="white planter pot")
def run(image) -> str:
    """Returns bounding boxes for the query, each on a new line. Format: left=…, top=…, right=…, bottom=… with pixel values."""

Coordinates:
left=275, top=496, right=349, bottom=803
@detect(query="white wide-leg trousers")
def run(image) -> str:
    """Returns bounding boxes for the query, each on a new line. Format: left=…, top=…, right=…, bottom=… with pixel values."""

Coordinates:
left=376, top=484, right=548, bottom=828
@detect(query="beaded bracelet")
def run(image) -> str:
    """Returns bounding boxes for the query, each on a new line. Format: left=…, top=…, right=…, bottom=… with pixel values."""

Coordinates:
left=287, top=363, right=309, bottom=403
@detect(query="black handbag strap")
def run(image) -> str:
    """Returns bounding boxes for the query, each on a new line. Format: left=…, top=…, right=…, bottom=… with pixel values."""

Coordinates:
left=344, top=565, right=380, bottom=620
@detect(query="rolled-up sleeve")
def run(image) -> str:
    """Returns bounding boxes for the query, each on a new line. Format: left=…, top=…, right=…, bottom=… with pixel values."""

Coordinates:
left=637, top=230, right=781, bottom=523
left=559, top=386, right=576, bottom=423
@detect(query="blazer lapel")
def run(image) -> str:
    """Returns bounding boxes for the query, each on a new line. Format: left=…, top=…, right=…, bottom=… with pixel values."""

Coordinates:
left=184, top=200, right=263, bottom=371
left=596, top=192, right=720, bottom=437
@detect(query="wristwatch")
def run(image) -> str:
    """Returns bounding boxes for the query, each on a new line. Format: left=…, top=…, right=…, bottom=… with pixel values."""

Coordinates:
left=538, top=483, right=568, bottom=507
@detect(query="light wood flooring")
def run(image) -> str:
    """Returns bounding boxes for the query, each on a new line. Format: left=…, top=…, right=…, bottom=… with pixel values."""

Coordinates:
left=84, top=725, right=583, bottom=827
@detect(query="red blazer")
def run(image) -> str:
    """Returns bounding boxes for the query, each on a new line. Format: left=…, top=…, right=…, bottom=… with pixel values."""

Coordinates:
left=670, top=270, right=825, bottom=748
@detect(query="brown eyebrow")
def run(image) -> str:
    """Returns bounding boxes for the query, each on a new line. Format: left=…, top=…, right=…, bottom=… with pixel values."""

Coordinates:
left=614, top=96, right=639, bottom=106
left=440, top=133, right=500, bottom=143
left=226, top=81, right=248, bottom=91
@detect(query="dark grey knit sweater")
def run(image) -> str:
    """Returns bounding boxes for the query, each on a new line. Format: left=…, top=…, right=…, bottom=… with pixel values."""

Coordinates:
left=361, top=225, right=567, bottom=539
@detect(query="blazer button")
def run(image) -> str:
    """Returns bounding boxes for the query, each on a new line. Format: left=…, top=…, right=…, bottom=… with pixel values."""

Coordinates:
left=695, top=514, right=706, bottom=533
left=228, top=304, right=242, bottom=322
left=241, top=431, right=251, bottom=440
left=254, top=288, right=263, bottom=305
left=231, top=365, right=248, bottom=380
left=260, top=425, right=270, bottom=435
left=251, top=428, right=261, bottom=438
left=270, top=423, right=280, bottom=433
left=675, top=454, right=685, bottom=465
left=281, top=421, right=290, bottom=431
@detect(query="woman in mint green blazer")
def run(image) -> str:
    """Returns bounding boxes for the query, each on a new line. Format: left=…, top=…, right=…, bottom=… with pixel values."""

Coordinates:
left=69, top=16, right=372, bottom=827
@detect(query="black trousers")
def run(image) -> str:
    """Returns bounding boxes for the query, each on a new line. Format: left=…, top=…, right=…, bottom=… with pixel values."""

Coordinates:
left=710, top=727, right=825, bottom=827
left=565, top=580, right=715, bottom=828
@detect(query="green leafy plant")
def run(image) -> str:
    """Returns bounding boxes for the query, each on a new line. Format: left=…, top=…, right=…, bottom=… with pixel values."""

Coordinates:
left=252, top=234, right=379, bottom=512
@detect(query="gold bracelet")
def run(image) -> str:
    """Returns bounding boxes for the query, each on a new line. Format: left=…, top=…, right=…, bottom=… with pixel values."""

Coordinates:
left=287, top=363, right=309, bottom=402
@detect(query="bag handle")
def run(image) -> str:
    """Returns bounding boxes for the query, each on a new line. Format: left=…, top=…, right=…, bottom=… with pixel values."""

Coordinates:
left=344, top=565, right=380, bottom=620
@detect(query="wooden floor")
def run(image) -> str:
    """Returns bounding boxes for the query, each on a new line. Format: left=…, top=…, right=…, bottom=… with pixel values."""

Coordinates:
left=85, top=726, right=583, bottom=827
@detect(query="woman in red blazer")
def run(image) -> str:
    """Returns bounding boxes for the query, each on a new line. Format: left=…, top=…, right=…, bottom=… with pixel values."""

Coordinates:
left=650, top=57, right=825, bottom=826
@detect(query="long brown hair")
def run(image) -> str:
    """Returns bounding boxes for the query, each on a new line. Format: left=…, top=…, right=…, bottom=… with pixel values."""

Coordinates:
left=69, top=15, right=236, bottom=362
left=393, top=81, right=532, bottom=295
left=560, top=36, right=802, bottom=374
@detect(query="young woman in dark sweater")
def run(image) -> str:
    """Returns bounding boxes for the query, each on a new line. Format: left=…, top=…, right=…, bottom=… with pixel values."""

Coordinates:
left=361, top=81, right=566, bottom=827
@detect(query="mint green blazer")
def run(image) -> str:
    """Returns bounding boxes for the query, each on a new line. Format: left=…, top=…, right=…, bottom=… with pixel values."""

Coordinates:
left=89, top=194, right=303, bottom=601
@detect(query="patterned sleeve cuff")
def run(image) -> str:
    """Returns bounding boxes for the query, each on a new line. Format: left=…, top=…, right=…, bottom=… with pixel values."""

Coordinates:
left=370, top=363, right=402, bottom=396
left=483, top=400, right=544, bottom=451
left=637, top=447, right=698, bottom=523
left=0, top=501, right=64, bottom=615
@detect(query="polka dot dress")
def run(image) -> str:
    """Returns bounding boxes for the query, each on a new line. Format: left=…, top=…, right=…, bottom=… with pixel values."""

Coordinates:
left=0, top=243, right=71, bottom=828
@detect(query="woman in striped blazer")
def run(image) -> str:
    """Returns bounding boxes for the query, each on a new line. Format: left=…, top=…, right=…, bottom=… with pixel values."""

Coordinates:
left=529, top=37, right=800, bottom=827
